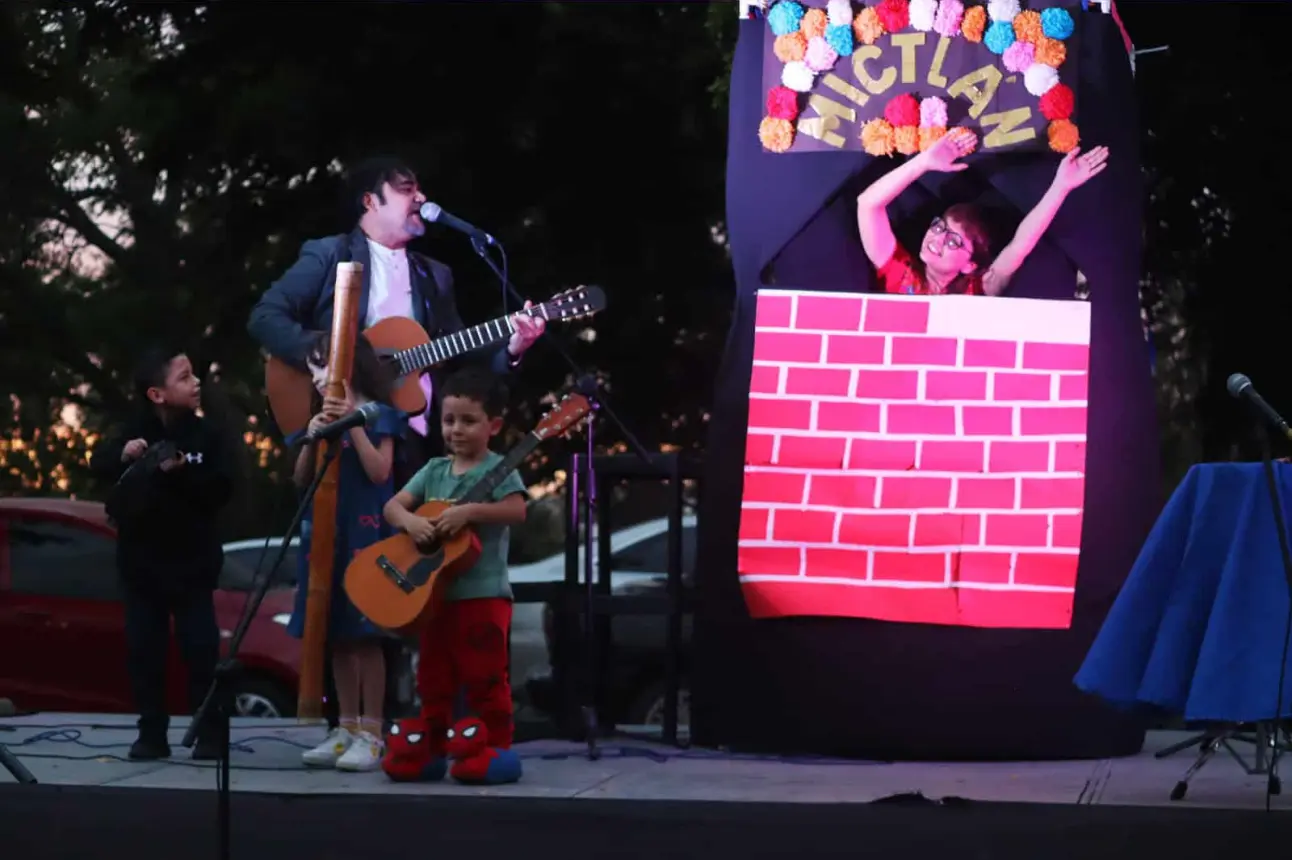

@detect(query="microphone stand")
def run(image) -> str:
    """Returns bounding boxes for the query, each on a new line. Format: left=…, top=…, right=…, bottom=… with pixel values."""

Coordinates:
left=470, top=235, right=660, bottom=760
left=1257, top=429, right=1292, bottom=809
left=0, top=739, right=36, bottom=784
left=181, top=439, right=342, bottom=860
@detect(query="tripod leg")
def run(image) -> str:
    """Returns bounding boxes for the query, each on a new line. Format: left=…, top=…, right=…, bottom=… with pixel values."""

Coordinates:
left=1170, top=731, right=1229, bottom=801
left=0, top=742, right=37, bottom=785
left=1155, top=731, right=1214, bottom=759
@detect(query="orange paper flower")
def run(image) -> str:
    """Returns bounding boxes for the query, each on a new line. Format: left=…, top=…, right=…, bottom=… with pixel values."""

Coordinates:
left=1035, top=36, right=1067, bottom=68
left=894, top=125, right=919, bottom=156
left=801, top=7, right=828, bottom=39
left=1047, top=119, right=1079, bottom=153
left=918, top=125, right=947, bottom=152
left=853, top=8, right=885, bottom=45
left=759, top=116, right=796, bottom=153
left=1012, top=9, right=1043, bottom=44
left=773, top=32, right=808, bottom=63
left=961, top=5, right=986, bottom=42
left=947, top=126, right=978, bottom=154
left=861, top=118, right=896, bottom=157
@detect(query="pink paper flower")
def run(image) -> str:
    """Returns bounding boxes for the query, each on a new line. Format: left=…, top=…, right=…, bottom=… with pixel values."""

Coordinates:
left=919, top=96, right=948, bottom=129
left=1002, top=40, right=1034, bottom=73
left=933, top=0, right=965, bottom=37
left=804, top=36, right=839, bottom=72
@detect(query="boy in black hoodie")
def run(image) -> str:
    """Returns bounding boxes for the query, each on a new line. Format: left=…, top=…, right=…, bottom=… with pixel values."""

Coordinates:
left=92, top=346, right=233, bottom=760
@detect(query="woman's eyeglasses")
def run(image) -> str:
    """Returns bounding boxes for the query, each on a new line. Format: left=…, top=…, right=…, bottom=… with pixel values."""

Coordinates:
left=929, top=217, right=966, bottom=251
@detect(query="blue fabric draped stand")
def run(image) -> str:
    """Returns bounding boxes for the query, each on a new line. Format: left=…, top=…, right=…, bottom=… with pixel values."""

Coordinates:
left=1075, top=462, right=1292, bottom=723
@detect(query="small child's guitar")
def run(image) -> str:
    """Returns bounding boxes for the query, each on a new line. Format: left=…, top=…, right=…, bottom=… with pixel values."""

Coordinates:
left=344, top=393, right=592, bottom=637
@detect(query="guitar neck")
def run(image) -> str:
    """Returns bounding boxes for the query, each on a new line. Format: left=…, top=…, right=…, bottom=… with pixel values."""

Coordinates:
left=394, top=309, right=535, bottom=377
left=455, top=434, right=541, bottom=506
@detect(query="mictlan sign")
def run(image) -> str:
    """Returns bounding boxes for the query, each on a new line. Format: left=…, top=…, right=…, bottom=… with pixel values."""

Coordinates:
left=759, top=0, right=1082, bottom=156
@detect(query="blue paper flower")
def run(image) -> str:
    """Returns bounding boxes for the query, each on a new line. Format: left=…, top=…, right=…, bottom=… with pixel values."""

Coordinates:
left=824, top=24, right=855, bottom=57
left=768, top=1, right=806, bottom=37
left=984, top=20, right=1015, bottom=55
left=1041, top=7, right=1075, bottom=40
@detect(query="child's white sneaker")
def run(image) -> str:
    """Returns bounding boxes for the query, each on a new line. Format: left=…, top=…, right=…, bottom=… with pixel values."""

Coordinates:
left=335, top=730, right=385, bottom=772
left=302, top=727, right=353, bottom=768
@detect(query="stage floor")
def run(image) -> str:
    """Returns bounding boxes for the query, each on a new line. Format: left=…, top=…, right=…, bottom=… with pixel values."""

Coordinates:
left=3, top=714, right=1292, bottom=859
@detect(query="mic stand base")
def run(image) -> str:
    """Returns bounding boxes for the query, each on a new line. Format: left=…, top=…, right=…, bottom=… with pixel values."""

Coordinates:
left=0, top=740, right=36, bottom=785
left=1258, top=439, right=1292, bottom=809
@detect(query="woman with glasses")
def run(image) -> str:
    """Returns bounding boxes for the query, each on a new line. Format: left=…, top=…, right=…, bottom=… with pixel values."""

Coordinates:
left=856, top=132, right=1109, bottom=297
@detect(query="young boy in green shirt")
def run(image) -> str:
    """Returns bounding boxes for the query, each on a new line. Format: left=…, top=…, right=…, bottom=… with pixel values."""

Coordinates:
left=379, top=366, right=528, bottom=781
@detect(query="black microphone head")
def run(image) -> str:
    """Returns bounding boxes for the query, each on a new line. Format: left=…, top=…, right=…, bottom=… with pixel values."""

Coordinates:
left=1227, top=373, right=1252, bottom=398
left=358, top=401, right=381, bottom=423
left=419, top=202, right=443, bottom=223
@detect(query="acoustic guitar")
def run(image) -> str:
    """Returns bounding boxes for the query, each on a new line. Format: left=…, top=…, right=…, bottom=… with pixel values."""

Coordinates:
left=344, top=392, right=593, bottom=637
left=264, top=285, right=606, bottom=437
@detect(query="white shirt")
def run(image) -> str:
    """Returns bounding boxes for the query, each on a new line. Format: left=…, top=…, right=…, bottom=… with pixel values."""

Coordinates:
left=364, top=238, right=416, bottom=328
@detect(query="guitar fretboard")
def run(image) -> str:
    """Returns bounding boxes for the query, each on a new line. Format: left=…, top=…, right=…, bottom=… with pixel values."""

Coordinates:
left=394, top=306, right=550, bottom=377
left=455, top=434, right=542, bottom=507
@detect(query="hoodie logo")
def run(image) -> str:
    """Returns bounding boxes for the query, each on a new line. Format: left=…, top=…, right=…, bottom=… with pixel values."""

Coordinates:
left=185, top=452, right=203, bottom=465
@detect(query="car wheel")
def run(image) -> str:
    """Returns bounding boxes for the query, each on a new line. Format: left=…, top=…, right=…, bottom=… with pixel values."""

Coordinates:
left=232, top=676, right=295, bottom=719
left=627, top=679, right=691, bottom=728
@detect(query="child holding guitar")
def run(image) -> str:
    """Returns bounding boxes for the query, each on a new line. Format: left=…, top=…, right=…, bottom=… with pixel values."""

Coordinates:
left=288, top=331, right=406, bottom=772
left=379, top=366, right=528, bottom=781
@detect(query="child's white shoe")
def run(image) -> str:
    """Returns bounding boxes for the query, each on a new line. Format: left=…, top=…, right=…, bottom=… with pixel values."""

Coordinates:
left=302, top=727, right=353, bottom=768
left=335, top=730, right=385, bottom=772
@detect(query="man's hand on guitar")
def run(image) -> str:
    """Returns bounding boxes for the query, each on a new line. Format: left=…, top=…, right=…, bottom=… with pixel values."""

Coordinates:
left=507, top=301, right=545, bottom=358
left=404, top=516, right=438, bottom=547
left=430, top=505, right=473, bottom=538
left=121, top=438, right=149, bottom=462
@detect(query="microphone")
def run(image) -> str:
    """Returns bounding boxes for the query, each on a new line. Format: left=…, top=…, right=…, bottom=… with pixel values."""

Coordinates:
left=419, top=202, right=496, bottom=246
left=306, top=402, right=381, bottom=443
left=1227, top=373, right=1292, bottom=442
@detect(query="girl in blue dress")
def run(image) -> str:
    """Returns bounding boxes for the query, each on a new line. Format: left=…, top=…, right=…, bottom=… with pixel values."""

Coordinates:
left=288, top=331, right=406, bottom=772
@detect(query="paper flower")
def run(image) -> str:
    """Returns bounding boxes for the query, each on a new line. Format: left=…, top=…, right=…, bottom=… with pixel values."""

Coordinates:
left=1035, top=36, right=1067, bottom=68
left=1024, top=62, right=1059, bottom=96
left=987, top=0, right=1020, bottom=23
left=947, top=126, right=978, bottom=154
left=876, top=0, right=910, bottom=33
left=767, top=85, right=802, bottom=120
left=825, top=23, right=855, bottom=56
left=768, top=1, right=806, bottom=36
left=853, top=7, right=885, bottom=44
left=919, top=125, right=947, bottom=151
left=894, top=125, right=920, bottom=155
left=933, top=0, right=965, bottom=37
left=1047, top=119, right=1079, bottom=153
left=801, top=7, right=828, bottom=38
left=782, top=60, right=816, bottom=92
left=961, top=5, right=986, bottom=41
left=1039, top=83, right=1074, bottom=121
left=1041, top=7, right=1075, bottom=40
left=773, top=31, right=809, bottom=63
left=760, top=117, right=796, bottom=153
left=804, top=36, right=839, bottom=71
left=909, top=0, right=937, bottom=31
left=1012, top=9, right=1043, bottom=43
left=919, top=95, right=948, bottom=128
left=884, top=93, right=921, bottom=128
left=984, top=20, right=1015, bottom=54
left=1002, top=40, right=1034, bottom=73
left=861, top=118, right=897, bottom=156
left=827, top=0, right=854, bottom=27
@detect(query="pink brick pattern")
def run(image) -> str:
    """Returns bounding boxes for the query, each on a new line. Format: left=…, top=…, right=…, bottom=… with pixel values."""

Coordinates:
left=739, top=290, right=1091, bottom=629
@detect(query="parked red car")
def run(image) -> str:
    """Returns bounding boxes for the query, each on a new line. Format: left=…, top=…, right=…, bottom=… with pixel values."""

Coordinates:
left=0, top=498, right=300, bottom=718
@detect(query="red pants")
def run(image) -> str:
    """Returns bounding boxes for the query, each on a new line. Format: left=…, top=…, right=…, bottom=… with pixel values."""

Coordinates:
left=416, top=597, right=513, bottom=754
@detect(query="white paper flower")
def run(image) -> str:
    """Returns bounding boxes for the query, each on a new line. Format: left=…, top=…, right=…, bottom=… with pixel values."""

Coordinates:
left=827, top=0, right=854, bottom=28
left=987, top=0, right=1020, bottom=23
left=910, top=0, right=938, bottom=31
left=1024, top=63, right=1059, bottom=97
left=782, top=60, right=816, bottom=93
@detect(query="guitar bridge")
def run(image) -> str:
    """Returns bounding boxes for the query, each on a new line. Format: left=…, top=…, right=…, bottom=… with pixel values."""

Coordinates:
left=377, top=555, right=415, bottom=594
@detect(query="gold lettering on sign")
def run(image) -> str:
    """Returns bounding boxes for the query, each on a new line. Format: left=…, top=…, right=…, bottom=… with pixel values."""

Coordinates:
left=947, top=65, right=1003, bottom=120
left=927, top=35, right=951, bottom=88
left=981, top=107, right=1036, bottom=147
left=852, top=46, right=896, bottom=95
left=889, top=33, right=925, bottom=83
left=797, top=93, right=855, bottom=147
left=822, top=73, right=870, bottom=106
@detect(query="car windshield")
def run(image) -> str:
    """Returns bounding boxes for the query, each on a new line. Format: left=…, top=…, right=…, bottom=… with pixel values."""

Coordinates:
left=219, top=546, right=297, bottom=592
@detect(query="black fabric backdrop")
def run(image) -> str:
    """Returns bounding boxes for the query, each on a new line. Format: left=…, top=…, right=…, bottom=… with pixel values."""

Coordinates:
left=693, top=6, right=1158, bottom=760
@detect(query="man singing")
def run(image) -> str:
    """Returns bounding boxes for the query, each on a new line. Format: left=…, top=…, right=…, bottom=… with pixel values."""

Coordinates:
left=247, top=155, right=544, bottom=482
